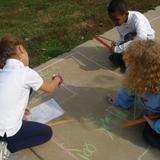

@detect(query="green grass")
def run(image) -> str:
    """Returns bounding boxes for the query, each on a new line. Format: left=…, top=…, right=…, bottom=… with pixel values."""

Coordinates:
left=0, top=0, right=160, bottom=67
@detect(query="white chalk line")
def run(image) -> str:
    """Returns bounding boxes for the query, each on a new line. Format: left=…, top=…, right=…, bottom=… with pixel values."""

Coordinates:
left=71, top=55, right=86, bottom=66
left=97, top=128, right=114, bottom=140
left=62, top=84, right=77, bottom=96
left=105, top=106, right=130, bottom=122
left=137, top=146, right=150, bottom=160
left=59, top=93, right=77, bottom=105
left=30, top=92, right=77, bottom=109
left=37, top=52, right=76, bottom=73
left=51, top=138, right=80, bottom=160
left=75, top=50, right=123, bottom=78
left=30, top=81, right=77, bottom=103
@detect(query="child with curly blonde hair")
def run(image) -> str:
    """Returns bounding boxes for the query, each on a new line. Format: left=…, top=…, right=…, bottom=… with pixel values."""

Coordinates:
left=112, top=40, right=160, bottom=148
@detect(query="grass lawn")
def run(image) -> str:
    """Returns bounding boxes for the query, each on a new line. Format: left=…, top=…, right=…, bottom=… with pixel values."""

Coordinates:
left=0, top=0, right=160, bottom=67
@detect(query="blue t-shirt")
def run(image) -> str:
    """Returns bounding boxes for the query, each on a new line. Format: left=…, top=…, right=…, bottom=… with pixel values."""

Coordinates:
left=139, top=92, right=160, bottom=113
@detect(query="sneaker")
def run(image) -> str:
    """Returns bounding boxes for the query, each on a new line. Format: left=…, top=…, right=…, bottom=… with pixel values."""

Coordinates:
left=0, top=142, right=11, bottom=160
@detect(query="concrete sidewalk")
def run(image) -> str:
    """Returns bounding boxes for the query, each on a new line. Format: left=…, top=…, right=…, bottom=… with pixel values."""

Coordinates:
left=16, top=6, right=160, bottom=160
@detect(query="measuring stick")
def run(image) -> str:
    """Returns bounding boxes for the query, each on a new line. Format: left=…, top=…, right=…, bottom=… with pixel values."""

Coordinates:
left=98, top=35, right=115, bottom=43
left=120, top=114, right=160, bottom=128
left=95, top=36, right=112, bottom=49
left=48, top=119, right=74, bottom=127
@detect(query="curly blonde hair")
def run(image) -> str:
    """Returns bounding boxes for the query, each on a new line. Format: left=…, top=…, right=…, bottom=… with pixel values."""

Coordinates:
left=123, top=40, right=160, bottom=96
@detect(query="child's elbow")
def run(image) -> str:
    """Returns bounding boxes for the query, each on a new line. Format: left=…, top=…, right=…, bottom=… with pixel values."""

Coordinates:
left=39, top=83, right=53, bottom=93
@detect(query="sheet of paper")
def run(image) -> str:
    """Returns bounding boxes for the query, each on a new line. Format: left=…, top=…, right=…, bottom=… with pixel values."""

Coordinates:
left=27, top=99, right=64, bottom=124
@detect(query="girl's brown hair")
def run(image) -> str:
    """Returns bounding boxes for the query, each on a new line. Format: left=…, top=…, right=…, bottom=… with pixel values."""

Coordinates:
left=0, top=34, right=23, bottom=68
left=123, top=40, right=160, bottom=96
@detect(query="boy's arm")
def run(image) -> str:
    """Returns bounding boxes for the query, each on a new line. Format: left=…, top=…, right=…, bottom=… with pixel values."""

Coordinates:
left=115, top=28, right=124, bottom=46
left=114, top=28, right=132, bottom=53
left=114, top=41, right=132, bottom=53
left=135, top=22, right=149, bottom=40
left=134, top=15, right=155, bottom=40
left=116, top=32, right=123, bottom=45
left=114, top=23, right=151, bottom=53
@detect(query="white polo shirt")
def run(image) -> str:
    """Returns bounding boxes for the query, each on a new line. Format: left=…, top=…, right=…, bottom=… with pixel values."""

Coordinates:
left=115, top=11, right=155, bottom=53
left=0, top=59, right=43, bottom=137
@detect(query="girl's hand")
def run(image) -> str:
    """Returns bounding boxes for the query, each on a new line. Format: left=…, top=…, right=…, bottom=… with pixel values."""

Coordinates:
left=52, top=74, right=64, bottom=86
left=24, top=107, right=31, bottom=117
left=40, top=74, right=64, bottom=93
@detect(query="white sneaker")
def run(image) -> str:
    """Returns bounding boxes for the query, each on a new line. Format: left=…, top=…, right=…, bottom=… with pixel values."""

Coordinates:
left=0, top=142, right=11, bottom=160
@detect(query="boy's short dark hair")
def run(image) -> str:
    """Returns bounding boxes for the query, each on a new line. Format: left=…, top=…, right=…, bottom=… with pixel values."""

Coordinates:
left=107, top=0, right=128, bottom=14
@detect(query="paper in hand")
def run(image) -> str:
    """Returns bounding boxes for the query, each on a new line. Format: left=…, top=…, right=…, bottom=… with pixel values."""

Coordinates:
left=28, top=99, right=64, bottom=124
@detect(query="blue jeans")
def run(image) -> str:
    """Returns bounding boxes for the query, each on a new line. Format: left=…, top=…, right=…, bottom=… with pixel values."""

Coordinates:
left=115, top=88, right=135, bottom=109
left=0, top=120, right=52, bottom=153
left=143, top=123, right=160, bottom=148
